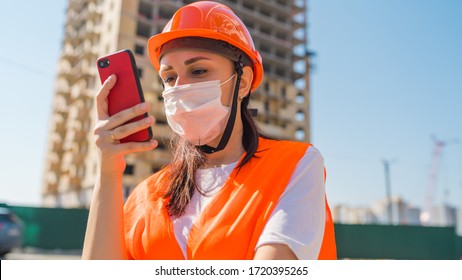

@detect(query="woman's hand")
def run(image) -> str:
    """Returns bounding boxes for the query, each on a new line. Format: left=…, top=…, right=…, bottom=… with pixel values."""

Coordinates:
left=93, top=74, right=158, bottom=176
left=83, top=74, right=157, bottom=259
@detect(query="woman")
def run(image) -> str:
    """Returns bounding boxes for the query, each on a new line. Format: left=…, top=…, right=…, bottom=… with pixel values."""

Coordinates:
left=83, top=1, right=336, bottom=260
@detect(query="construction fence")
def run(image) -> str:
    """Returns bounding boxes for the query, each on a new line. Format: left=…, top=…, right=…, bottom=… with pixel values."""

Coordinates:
left=8, top=205, right=462, bottom=259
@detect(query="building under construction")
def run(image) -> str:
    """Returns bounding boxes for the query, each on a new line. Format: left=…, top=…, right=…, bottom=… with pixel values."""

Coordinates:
left=42, top=0, right=311, bottom=207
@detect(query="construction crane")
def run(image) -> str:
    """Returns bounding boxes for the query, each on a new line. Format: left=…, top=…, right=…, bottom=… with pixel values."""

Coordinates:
left=382, top=158, right=398, bottom=224
left=420, top=136, right=458, bottom=224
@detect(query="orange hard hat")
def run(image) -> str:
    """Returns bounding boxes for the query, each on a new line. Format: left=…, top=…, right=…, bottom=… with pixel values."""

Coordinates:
left=147, top=1, right=263, bottom=92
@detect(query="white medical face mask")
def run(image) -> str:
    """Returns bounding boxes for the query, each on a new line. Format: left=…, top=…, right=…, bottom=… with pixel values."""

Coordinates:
left=162, top=74, right=235, bottom=146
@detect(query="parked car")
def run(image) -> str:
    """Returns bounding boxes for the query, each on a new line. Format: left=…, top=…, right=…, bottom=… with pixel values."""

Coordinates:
left=0, top=207, right=23, bottom=256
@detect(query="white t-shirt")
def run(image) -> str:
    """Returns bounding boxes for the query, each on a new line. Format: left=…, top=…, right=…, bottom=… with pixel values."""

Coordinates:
left=171, top=146, right=326, bottom=260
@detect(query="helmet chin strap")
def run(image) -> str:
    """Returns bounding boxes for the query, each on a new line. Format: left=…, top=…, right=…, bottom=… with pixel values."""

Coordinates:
left=198, top=59, right=244, bottom=154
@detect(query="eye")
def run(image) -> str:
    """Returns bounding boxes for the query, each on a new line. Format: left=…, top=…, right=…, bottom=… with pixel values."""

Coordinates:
left=192, top=68, right=208, bottom=77
left=162, top=75, right=177, bottom=85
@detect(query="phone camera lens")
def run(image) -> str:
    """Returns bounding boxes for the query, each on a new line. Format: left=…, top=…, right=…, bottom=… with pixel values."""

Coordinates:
left=98, top=59, right=110, bottom=68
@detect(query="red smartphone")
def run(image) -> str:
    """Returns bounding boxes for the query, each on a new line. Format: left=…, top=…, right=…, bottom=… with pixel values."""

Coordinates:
left=96, top=49, right=153, bottom=143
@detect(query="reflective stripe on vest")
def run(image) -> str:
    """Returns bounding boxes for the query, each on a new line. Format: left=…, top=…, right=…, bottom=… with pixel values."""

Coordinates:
left=124, top=137, right=337, bottom=259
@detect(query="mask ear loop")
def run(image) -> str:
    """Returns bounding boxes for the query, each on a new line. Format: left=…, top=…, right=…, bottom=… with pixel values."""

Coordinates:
left=198, top=57, right=244, bottom=154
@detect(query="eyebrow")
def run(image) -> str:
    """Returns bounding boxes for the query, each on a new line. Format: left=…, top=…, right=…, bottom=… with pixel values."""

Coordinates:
left=160, top=56, right=212, bottom=72
left=184, top=56, right=211, bottom=65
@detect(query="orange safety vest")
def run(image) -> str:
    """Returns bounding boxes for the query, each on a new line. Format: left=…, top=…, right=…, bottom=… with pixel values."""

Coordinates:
left=124, top=137, right=337, bottom=259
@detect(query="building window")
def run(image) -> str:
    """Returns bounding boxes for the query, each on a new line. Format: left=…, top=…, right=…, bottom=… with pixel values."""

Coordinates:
left=156, top=118, right=167, bottom=125
left=152, top=166, right=161, bottom=174
left=261, top=7, right=272, bottom=18
left=276, top=14, right=286, bottom=23
left=123, top=186, right=133, bottom=201
left=124, top=164, right=135, bottom=175
left=295, top=92, right=305, bottom=103
left=159, top=7, right=174, bottom=19
left=295, top=110, right=305, bottom=122
left=136, top=21, right=151, bottom=38
left=156, top=140, right=167, bottom=150
left=276, top=32, right=286, bottom=40
left=280, top=87, right=287, bottom=108
left=260, top=43, right=271, bottom=54
left=280, top=87, right=287, bottom=98
left=276, top=49, right=286, bottom=59
left=135, top=44, right=144, bottom=55
left=263, top=63, right=271, bottom=75
left=242, top=18, right=254, bottom=29
left=264, top=100, right=270, bottom=112
left=295, top=128, right=305, bottom=140
left=242, top=1, right=255, bottom=10
left=138, top=1, right=153, bottom=19
left=276, top=67, right=285, bottom=77
left=260, top=26, right=271, bottom=36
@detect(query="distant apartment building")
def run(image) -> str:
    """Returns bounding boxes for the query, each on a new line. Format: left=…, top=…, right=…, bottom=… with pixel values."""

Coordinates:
left=333, top=197, right=462, bottom=230
left=333, top=197, right=423, bottom=225
left=371, top=196, right=421, bottom=225
left=427, top=204, right=458, bottom=227
left=332, top=204, right=378, bottom=224
left=42, top=0, right=312, bottom=207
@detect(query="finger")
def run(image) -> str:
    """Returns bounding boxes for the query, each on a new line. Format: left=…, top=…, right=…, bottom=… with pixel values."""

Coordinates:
left=113, top=139, right=158, bottom=155
left=108, top=129, right=120, bottom=144
left=106, top=102, right=150, bottom=131
left=96, top=74, right=117, bottom=119
left=111, top=116, right=154, bottom=140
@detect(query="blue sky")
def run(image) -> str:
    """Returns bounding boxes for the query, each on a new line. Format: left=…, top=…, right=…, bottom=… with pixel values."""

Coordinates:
left=0, top=1, right=461, bottom=210
left=309, top=0, right=462, bottom=209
